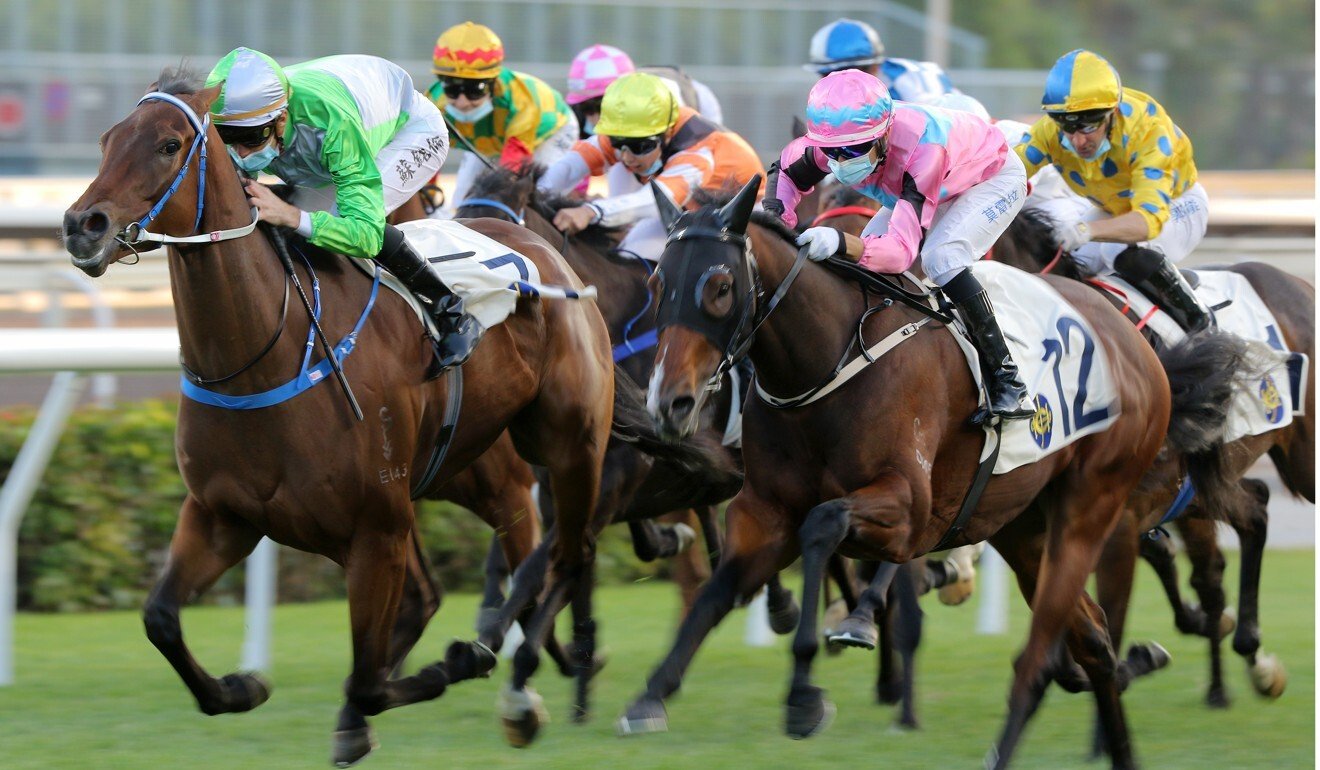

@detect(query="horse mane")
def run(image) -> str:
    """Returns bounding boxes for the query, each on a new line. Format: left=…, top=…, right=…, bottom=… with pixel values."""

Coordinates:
left=688, top=188, right=798, bottom=247
left=1004, top=206, right=1089, bottom=279
left=155, top=64, right=204, bottom=96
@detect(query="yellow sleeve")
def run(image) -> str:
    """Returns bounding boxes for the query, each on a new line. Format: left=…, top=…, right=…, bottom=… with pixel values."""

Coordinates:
left=1128, top=113, right=1183, bottom=239
left=1015, top=118, right=1055, bottom=178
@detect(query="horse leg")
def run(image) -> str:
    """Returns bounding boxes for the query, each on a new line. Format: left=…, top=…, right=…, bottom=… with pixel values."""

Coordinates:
left=568, top=556, right=603, bottom=723
left=1089, top=512, right=1141, bottom=759
left=618, top=497, right=790, bottom=736
left=1179, top=513, right=1231, bottom=708
left=142, top=497, right=266, bottom=715
left=387, top=527, right=443, bottom=673
left=1230, top=478, right=1286, bottom=699
left=477, top=534, right=509, bottom=634
left=784, top=498, right=852, bottom=739
left=989, top=486, right=1135, bottom=770
left=666, top=509, right=713, bottom=615
left=890, top=561, right=924, bottom=729
left=829, top=559, right=899, bottom=651
left=1139, top=525, right=1207, bottom=635
left=1064, top=592, right=1137, bottom=769
left=500, top=429, right=605, bottom=748
left=874, top=563, right=900, bottom=704
left=628, top=517, right=697, bottom=562
left=766, top=572, right=802, bottom=634
left=695, top=504, right=724, bottom=570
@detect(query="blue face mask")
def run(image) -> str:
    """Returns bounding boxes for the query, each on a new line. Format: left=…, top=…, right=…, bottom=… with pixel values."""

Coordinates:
left=228, top=138, right=280, bottom=174
left=828, top=154, right=877, bottom=186
left=1060, top=133, right=1111, bottom=160
left=582, top=118, right=595, bottom=136
left=445, top=99, right=494, bottom=124
left=641, top=156, right=663, bottom=176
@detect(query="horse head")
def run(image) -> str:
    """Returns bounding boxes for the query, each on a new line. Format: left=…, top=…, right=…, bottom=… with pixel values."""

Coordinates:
left=647, top=175, right=760, bottom=440
left=455, top=162, right=542, bottom=225
left=64, top=69, right=238, bottom=276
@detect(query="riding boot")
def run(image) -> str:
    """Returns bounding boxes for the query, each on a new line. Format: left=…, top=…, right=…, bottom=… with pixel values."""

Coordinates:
left=942, top=268, right=1035, bottom=422
left=374, top=224, right=484, bottom=372
left=1113, top=245, right=1211, bottom=333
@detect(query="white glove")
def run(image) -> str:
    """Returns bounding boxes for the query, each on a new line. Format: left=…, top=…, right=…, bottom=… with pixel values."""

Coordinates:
left=1055, top=220, right=1093, bottom=252
left=795, top=226, right=842, bottom=261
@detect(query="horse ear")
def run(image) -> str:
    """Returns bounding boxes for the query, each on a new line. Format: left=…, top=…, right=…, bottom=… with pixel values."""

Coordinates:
left=718, top=174, right=762, bottom=235
left=791, top=116, right=807, bottom=139
left=651, top=181, right=684, bottom=232
left=196, top=84, right=223, bottom=115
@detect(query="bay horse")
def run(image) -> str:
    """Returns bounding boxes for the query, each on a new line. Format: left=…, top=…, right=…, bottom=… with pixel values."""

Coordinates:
left=60, top=70, right=683, bottom=766
left=454, top=165, right=749, bottom=743
left=624, top=176, right=1247, bottom=769
left=991, top=225, right=1314, bottom=748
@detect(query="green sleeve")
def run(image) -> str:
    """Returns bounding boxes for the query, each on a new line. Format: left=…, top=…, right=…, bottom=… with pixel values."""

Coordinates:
left=306, top=125, right=386, bottom=258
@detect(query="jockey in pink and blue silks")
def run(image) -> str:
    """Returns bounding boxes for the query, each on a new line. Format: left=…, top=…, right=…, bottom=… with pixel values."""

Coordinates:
left=763, top=70, right=1033, bottom=421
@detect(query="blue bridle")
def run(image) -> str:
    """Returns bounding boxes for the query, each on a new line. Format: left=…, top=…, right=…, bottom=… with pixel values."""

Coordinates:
left=123, top=92, right=209, bottom=242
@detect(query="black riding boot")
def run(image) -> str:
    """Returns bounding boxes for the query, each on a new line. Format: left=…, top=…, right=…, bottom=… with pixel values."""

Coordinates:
left=943, top=269, right=1034, bottom=422
left=1114, top=245, right=1211, bottom=333
left=375, top=224, right=484, bottom=371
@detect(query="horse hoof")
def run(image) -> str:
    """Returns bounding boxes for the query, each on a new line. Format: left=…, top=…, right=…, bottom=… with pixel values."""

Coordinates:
left=876, top=681, right=902, bottom=705
left=1205, top=687, right=1231, bottom=709
left=1125, top=641, right=1171, bottom=676
left=216, top=672, right=271, bottom=713
left=937, top=578, right=975, bottom=606
left=768, top=595, right=801, bottom=636
left=616, top=695, right=668, bottom=736
left=785, top=686, right=835, bottom=740
left=671, top=523, right=697, bottom=554
left=499, top=684, right=548, bottom=748
left=1219, top=607, right=1238, bottom=637
left=331, top=725, right=377, bottom=768
left=937, top=547, right=977, bottom=606
left=827, top=616, right=878, bottom=650
left=446, top=640, right=497, bottom=682
left=821, top=599, right=849, bottom=656
left=1249, top=653, right=1287, bottom=699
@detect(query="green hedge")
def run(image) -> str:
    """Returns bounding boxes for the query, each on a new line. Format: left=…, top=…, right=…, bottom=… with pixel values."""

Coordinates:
left=0, top=398, right=661, bottom=612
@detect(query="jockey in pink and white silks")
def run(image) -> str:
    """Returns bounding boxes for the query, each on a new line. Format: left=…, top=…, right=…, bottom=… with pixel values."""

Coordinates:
left=764, top=70, right=1033, bottom=421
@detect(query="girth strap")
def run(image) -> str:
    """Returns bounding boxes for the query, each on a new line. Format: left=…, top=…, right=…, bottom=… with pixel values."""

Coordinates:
left=931, top=422, right=1002, bottom=552
left=410, top=365, right=465, bottom=500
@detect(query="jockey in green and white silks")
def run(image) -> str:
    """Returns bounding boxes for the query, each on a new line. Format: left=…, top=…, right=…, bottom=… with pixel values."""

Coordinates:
left=206, top=47, right=481, bottom=370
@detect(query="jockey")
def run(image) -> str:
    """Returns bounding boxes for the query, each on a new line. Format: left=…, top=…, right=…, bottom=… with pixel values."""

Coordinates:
left=764, top=70, right=1033, bottom=421
left=537, top=72, right=761, bottom=263
left=807, top=17, right=977, bottom=114
left=206, top=47, right=481, bottom=370
left=1016, top=49, right=1211, bottom=332
left=565, top=44, right=725, bottom=196
left=429, top=22, right=578, bottom=207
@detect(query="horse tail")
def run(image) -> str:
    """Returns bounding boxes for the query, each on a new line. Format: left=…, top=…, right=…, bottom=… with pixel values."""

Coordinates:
left=609, top=365, right=742, bottom=480
left=1158, top=331, right=1255, bottom=518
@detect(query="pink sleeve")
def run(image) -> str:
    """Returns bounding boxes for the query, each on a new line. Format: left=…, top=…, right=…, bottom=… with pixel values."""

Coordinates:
left=773, top=137, right=824, bottom=230
left=857, top=145, right=949, bottom=274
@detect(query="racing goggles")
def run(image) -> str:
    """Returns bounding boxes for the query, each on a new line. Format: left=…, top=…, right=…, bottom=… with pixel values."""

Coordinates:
left=1049, top=109, right=1111, bottom=135
left=440, top=78, right=494, bottom=100
left=216, top=120, right=278, bottom=148
left=610, top=134, right=663, bottom=156
left=820, top=139, right=879, bottom=162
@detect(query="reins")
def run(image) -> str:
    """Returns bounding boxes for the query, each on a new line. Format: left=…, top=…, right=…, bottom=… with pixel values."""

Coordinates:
left=810, top=205, right=878, bottom=227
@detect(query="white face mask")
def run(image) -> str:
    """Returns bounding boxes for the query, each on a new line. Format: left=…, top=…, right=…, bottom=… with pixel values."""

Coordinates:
left=445, top=99, right=494, bottom=123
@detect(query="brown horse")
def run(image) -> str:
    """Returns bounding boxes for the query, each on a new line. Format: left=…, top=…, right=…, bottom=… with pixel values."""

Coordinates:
left=623, top=177, right=1247, bottom=769
left=453, top=165, right=748, bottom=743
left=991, top=221, right=1314, bottom=749
left=60, top=71, right=629, bottom=766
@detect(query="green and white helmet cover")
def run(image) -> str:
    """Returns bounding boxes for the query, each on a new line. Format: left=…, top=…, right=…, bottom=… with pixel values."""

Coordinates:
left=206, top=47, right=290, bottom=126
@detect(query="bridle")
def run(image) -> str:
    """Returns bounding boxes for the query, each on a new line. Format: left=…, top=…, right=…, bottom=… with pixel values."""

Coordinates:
left=116, top=92, right=259, bottom=252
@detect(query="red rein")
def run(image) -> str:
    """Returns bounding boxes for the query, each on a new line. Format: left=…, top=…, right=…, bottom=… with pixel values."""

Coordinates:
left=811, top=206, right=879, bottom=227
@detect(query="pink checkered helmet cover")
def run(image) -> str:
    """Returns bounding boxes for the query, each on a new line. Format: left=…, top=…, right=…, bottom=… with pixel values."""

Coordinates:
left=804, top=70, right=895, bottom=147
left=566, top=45, right=636, bottom=105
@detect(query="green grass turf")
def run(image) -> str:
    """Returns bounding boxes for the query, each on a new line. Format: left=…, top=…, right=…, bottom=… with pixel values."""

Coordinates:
left=0, top=550, right=1312, bottom=769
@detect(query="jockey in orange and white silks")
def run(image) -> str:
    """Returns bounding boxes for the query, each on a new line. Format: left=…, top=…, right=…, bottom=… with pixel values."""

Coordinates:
left=538, top=73, right=761, bottom=264
left=765, top=70, right=1033, bottom=421
left=1014, top=49, right=1211, bottom=332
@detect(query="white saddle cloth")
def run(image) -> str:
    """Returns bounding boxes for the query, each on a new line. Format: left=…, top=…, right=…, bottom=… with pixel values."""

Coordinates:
left=952, top=262, right=1122, bottom=474
left=1092, top=269, right=1305, bottom=444
left=394, top=220, right=596, bottom=329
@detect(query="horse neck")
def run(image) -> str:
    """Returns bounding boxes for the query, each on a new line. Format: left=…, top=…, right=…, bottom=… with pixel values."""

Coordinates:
left=744, top=226, right=873, bottom=397
left=167, top=136, right=295, bottom=385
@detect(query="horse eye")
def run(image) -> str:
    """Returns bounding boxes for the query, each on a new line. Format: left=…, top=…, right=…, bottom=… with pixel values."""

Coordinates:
left=717, top=283, right=730, bottom=296
left=159, top=140, right=181, bottom=155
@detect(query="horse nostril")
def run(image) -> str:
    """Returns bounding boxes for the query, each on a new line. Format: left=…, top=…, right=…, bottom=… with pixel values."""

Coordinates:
left=667, top=396, right=696, bottom=424
left=81, top=210, right=110, bottom=239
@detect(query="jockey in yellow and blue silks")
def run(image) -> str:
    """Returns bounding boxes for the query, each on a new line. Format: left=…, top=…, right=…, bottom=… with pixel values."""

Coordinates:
left=1016, top=49, right=1211, bottom=332
left=207, top=47, right=481, bottom=369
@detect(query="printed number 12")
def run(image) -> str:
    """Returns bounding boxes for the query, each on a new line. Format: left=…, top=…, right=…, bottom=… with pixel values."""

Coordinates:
left=1041, top=317, right=1109, bottom=438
